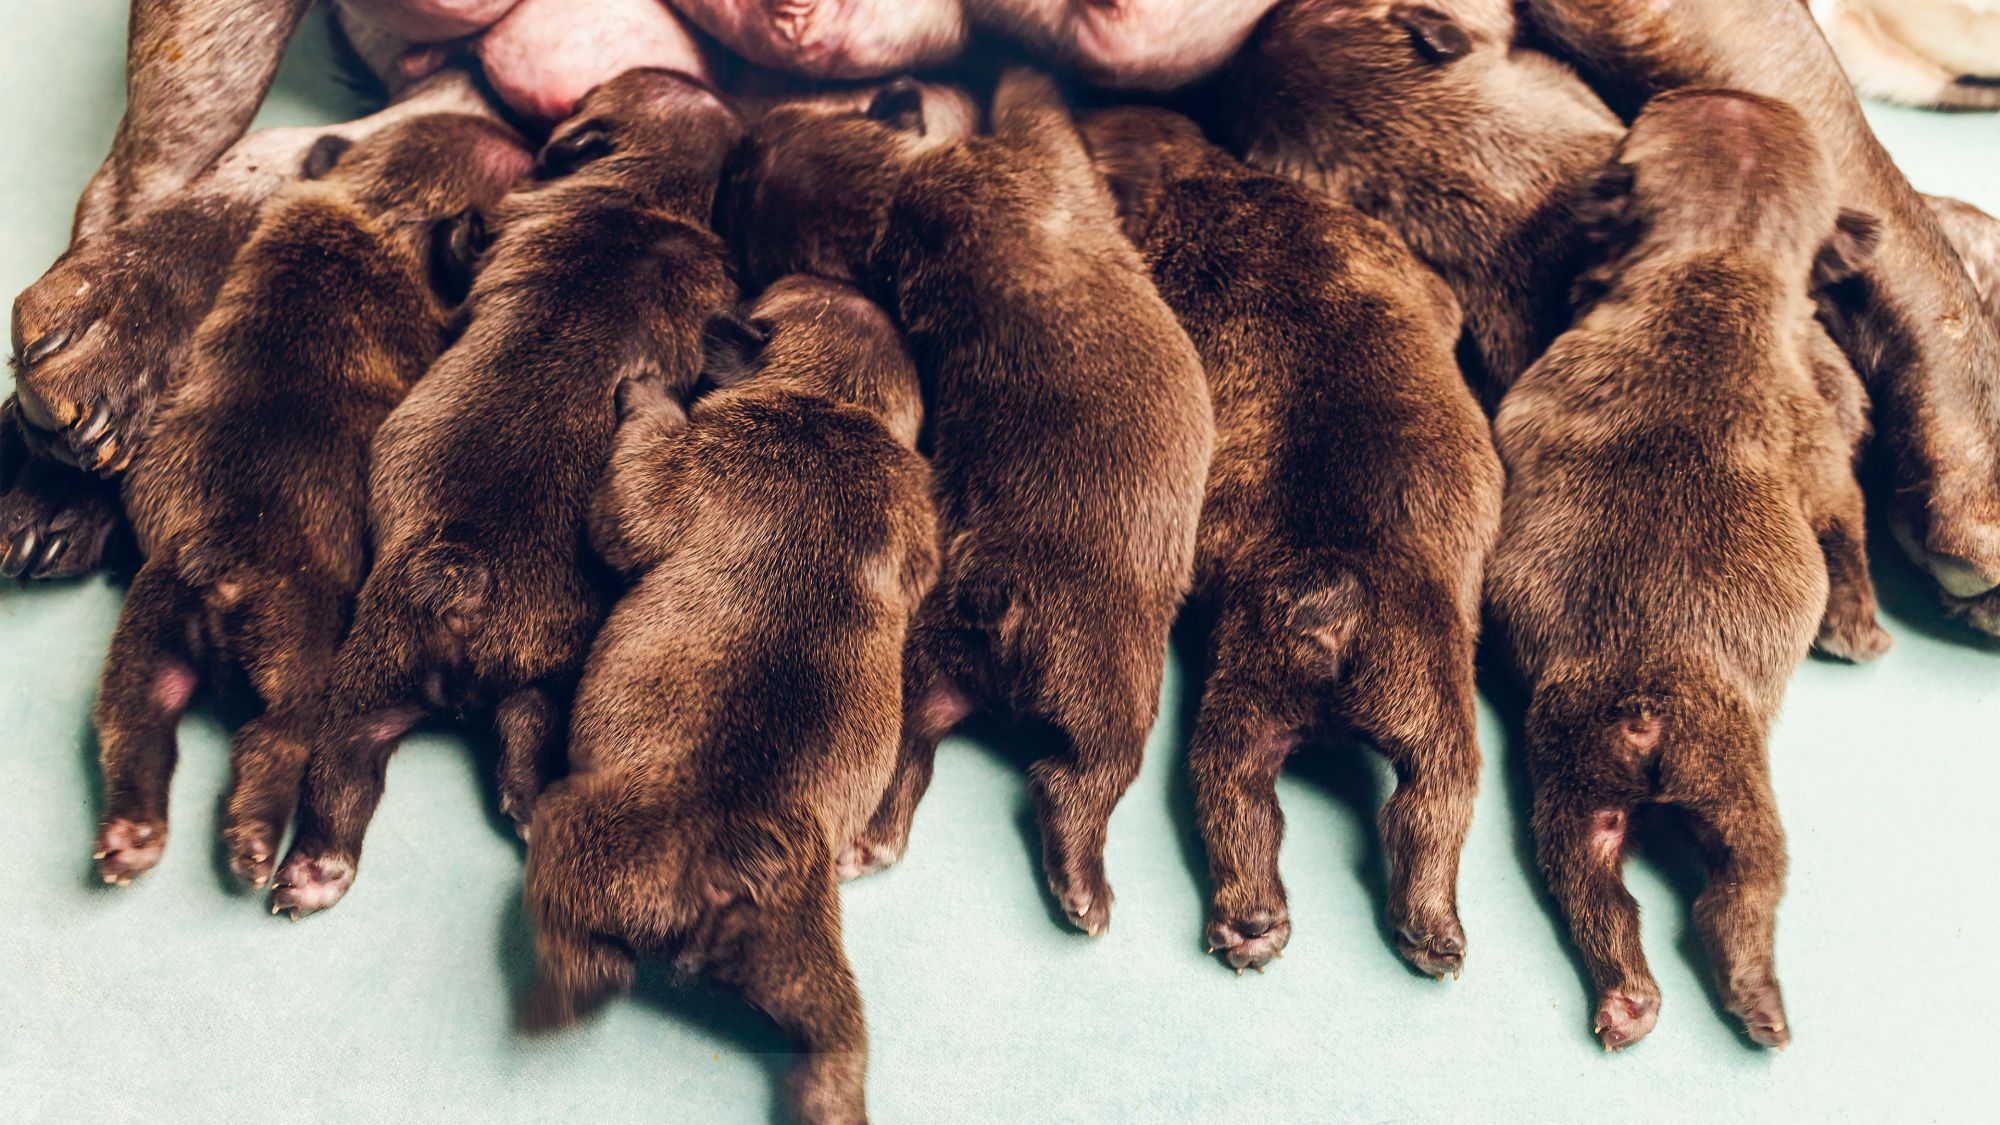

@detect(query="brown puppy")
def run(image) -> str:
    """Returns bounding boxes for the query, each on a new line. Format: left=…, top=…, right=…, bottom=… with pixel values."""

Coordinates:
left=724, top=71, right=1213, bottom=935
left=269, top=69, right=742, bottom=917
left=1521, top=0, right=2000, bottom=631
left=1487, top=89, right=1890, bottom=1053
left=89, top=115, right=529, bottom=887
left=3, top=69, right=498, bottom=580
left=1223, top=0, right=1623, bottom=400
left=1079, top=106, right=1501, bottom=976
left=526, top=276, right=935, bottom=1125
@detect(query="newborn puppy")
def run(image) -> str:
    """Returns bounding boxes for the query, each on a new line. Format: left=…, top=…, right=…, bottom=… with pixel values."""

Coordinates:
left=90, top=115, right=529, bottom=886
left=4, top=70, right=498, bottom=580
left=1487, top=89, right=1890, bottom=1052
left=725, top=71, right=1213, bottom=935
left=1522, top=0, right=2000, bottom=633
left=1224, top=0, right=1623, bottom=399
left=1082, top=106, right=1501, bottom=976
left=527, top=276, right=936, bottom=1125
left=270, top=70, right=741, bottom=917
left=0, top=408, right=122, bottom=581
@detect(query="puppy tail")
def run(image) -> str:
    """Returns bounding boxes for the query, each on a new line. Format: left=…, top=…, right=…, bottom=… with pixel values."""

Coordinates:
left=523, top=921, right=637, bottom=1032
left=1284, top=572, right=1368, bottom=672
left=990, top=66, right=1069, bottom=135
left=406, top=537, right=494, bottom=628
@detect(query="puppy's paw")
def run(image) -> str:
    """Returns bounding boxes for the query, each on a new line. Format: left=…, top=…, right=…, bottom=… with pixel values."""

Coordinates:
left=1205, top=904, right=1291, bottom=974
left=1729, top=981, right=1790, bottom=1049
left=1593, top=987, right=1660, bottom=1051
left=1815, top=614, right=1894, bottom=662
left=1395, top=916, right=1467, bottom=980
left=94, top=818, right=166, bottom=884
left=269, top=851, right=356, bottom=919
left=1946, top=586, right=2000, bottom=638
left=833, top=835, right=902, bottom=881
left=1051, top=875, right=1113, bottom=938
left=221, top=820, right=283, bottom=890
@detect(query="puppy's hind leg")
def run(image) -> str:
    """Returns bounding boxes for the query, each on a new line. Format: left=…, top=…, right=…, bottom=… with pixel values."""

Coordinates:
left=1343, top=603, right=1482, bottom=980
left=92, top=560, right=204, bottom=883
left=218, top=580, right=346, bottom=888
left=1679, top=776, right=1792, bottom=1049
left=1025, top=608, right=1167, bottom=937
left=1188, top=597, right=1305, bottom=973
left=710, top=864, right=869, bottom=1125
left=1532, top=787, right=1660, bottom=1051
left=494, top=685, right=559, bottom=837
left=270, top=585, right=426, bottom=918
left=839, top=609, right=971, bottom=880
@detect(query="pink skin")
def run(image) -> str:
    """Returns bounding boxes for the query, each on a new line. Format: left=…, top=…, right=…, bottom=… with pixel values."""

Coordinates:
left=673, top=0, right=967, bottom=77
left=478, top=0, right=717, bottom=121
left=967, top=0, right=1283, bottom=89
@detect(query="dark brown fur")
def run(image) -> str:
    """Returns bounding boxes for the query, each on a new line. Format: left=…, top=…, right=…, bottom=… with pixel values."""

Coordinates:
left=1081, top=105, right=1502, bottom=977
left=3, top=70, right=499, bottom=580
left=1223, top=0, right=1624, bottom=401
left=269, top=70, right=743, bottom=918
left=526, top=276, right=936, bottom=1125
left=1486, top=89, right=1891, bottom=1053
left=1520, top=0, right=2000, bottom=630
left=723, top=71, right=1213, bottom=935
left=87, top=113, right=529, bottom=888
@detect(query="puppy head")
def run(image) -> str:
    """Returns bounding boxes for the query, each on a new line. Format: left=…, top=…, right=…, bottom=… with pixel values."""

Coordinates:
left=720, top=81, right=939, bottom=290
left=1612, top=88, right=1853, bottom=269
left=534, top=68, right=747, bottom=215
left=1076, top=106, right=1214, bottom=247
left=306, top=114, right=533, bottom=306
left=1227, top=0, right=1503, bottom=163
left=700, top=276, right=924, bottom=447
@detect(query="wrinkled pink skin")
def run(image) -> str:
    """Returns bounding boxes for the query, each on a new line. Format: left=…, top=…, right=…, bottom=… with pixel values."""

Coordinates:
left=343, top=0, right=1261, bottom=122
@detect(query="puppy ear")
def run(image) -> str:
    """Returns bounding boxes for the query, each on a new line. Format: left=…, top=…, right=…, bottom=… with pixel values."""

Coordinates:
left=301, top=135, right=354, bottom=180
left=429, top=208, right=489, bottom=306
left=1813, top=208, right=1881, bottom=290
left=1390, top=4, right=1473, bottom=63
left=1081, top=128, right=1167, bottom=247
left=696, top=312, right=774, bottom=394
left=865, top=79, right=926, bottom=135
left=535, top=120, right=614, bottom=179
left=1573, top=159, right=1637, bottom=243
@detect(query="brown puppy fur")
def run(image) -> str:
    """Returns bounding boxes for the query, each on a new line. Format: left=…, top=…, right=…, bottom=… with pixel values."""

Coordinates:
left=88, top=115, right=530, bottom=887
left=526, top=276, right=935, bottom=1125
left=3, top=70, right=499, bottom=580
left=1520, top=0, right=2000, bottom=630
left=1223, top=0, right=1623, bottom=400
left=1928, top=194, right=2000, bottom=347
left=724, top=71, right=1213, bottom=934
left=1081, top=106, right=1502, bottom=977
left=1487, top=89, right=1891, bottom=1053
left=268, top=70, right=743, bottom=918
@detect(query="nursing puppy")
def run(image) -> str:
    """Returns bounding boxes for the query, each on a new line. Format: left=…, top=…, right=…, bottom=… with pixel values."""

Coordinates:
left=270, top=70, right=741, bottom=917
left=1487, top=90, right=1890, bottom=1052
left=1522, top=0, right=2000, bottom=633
left=724, top=71, right=1213, bottom=935
left=526, top=276, right=936, bottom=1125
left=1224, top=0, right=1623, bottom=399
left=4, top=69, right=498, bottom=580
left=1080, top=106, right=1501, bottom=975
left=89, top=115, right=529, bottom=886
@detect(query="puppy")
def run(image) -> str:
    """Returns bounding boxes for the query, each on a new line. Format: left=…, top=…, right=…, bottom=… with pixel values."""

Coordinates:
left=268, top=69, right=742, bottom=917
left=724, top=71, right=1213, bottom=935
left=1486, top=89, right=1891, bottom=1052
left=526, top=276, right=936, bottom=1125
left=1813, top=0, right=2000, bottom=110
left=1079, top=106, right=1500, bottom=976
left=1521, top=0, right=2000, bottom=633
left=87, top=114, right=529, bottom=887
left=4, top=69, right=499, bottom=580
left=1223, top=0, right=1624, bottom=399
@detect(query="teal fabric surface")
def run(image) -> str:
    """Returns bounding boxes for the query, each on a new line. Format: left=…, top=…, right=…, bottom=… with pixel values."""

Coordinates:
left=3, top=6, right=1997, bottom=1122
